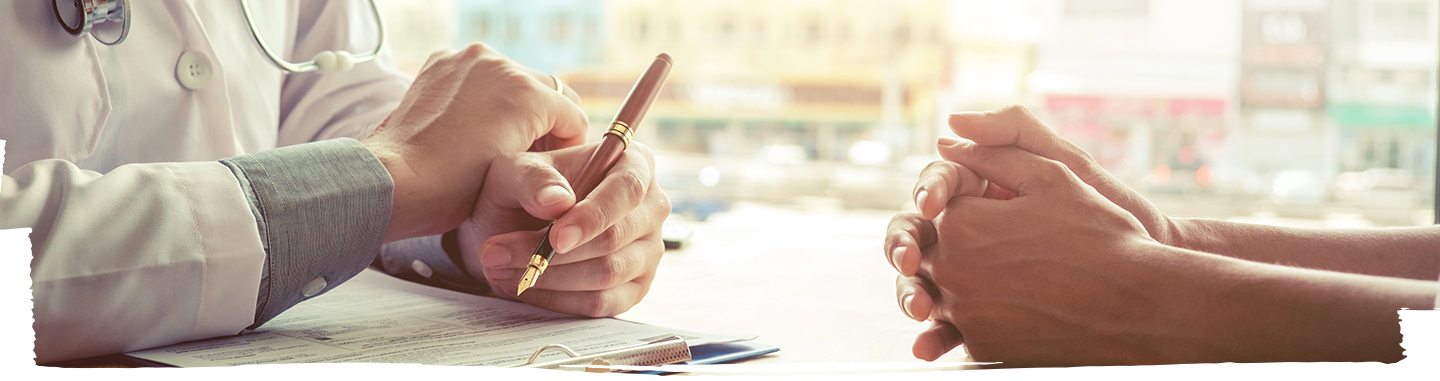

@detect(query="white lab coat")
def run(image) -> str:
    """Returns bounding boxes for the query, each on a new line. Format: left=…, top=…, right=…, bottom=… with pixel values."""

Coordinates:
left=0, top=0, right=410, bottom=363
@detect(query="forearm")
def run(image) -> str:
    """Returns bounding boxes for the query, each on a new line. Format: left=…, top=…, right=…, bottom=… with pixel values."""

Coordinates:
left=1172, top=218, right=1440, bottom=280
left=1137, top=242, right=1435, bottom=363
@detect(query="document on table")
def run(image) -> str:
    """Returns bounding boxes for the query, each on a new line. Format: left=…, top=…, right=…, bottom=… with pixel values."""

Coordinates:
left=127, top=269, right=754, bottom=367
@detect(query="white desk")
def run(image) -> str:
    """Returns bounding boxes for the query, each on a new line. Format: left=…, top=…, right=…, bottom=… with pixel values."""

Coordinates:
left=618, top=202, right=976, bottom=366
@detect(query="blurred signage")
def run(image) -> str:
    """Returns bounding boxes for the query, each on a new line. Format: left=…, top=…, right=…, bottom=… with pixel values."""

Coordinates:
left=1240, top=0, right=1329, bottom=109
left=1045, top=95, right=1226, bottom=117
left=1329, top=104, right=1438, bottom=130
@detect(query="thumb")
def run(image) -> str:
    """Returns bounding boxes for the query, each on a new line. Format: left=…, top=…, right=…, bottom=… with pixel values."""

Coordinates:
left=935, top=136, right=1076, bottom=197
left=487, top=152, right=576, bottom=221
left=948, top=105, right=1103, bottom=180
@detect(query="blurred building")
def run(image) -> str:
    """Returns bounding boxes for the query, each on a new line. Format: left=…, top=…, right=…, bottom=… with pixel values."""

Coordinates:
left=562, top=0, right=1009, bottom=211
left=1328, top=0, right=1437, bottom=173
left=453, top=0, right=607, bottom=73
left=1326, top=0, right=1437, bottom=221
left=1236, top=0, right=1332, bottom=202
left=1026, top=0, right=1242, bottom=196
left=373, top=0, right=455, bottom=74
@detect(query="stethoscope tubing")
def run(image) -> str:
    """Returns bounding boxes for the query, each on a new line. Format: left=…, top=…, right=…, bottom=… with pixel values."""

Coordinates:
left=238, top=0, right=387, bottom=73
left=54, top=0, right=386, bottom=73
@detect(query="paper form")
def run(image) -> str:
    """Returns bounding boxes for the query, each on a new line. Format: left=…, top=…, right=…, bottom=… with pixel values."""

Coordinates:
left=126, top=269, right=752, bottom=367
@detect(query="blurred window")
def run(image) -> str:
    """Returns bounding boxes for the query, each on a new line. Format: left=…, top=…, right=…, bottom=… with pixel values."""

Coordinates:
left=1064, top=0, right=1150, bottom=18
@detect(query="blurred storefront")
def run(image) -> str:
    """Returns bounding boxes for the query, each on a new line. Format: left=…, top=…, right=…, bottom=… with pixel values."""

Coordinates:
left=373, top=0, right=1436, bottom=225
left=1027, top=0, right=1241, bottom=197
left=1326, top=0, right=1437, bottom=223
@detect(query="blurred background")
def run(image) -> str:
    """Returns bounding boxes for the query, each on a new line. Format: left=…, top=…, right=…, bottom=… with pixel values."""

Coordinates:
left=375, top=0, right=1437, bottom=229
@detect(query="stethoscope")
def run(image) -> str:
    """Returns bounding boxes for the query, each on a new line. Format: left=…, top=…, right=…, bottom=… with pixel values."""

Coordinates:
left=52, top=0, right=386, bottom=74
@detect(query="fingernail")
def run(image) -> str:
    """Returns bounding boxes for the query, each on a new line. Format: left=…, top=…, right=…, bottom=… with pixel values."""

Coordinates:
left=937, top=136, right=962, bottom=147
left=479, top=244, right=508, bottom=268
left=914, top=189, right=929, bottom=210
left=895, top=246, right=912, bottom=274
left=952, top=111, right=985, bottom=121
left=553, top=224, right=582, bottom=253
left=891, top=246, right=907, bottom=270
left=902, top=294, right=916, bottom=319
left=536, top=185, right=571, bottom=208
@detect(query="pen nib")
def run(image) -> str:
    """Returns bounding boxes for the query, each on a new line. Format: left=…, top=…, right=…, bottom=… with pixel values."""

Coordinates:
left=516, top=266, right=540, bottom=296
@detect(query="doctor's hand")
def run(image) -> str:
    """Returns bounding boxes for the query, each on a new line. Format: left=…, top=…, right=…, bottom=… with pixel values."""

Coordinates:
left=455, top=142, right=670, bottom=317
left=362, top=43, right=588, bottom=243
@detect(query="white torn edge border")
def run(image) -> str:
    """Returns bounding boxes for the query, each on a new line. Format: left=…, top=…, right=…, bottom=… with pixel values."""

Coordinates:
left=560, top=361, right=996, bottom=374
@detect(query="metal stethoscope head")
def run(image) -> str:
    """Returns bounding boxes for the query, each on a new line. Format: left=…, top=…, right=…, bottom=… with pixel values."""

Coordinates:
left=53, top=0, right=130, bottom=45
left=52, top=0, right=386, bottom=74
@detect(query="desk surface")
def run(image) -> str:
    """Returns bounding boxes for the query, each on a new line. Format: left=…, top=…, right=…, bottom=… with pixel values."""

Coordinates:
left=618, top=201, right=975, bottom=367
left=51, top=202, right=973, bottom=370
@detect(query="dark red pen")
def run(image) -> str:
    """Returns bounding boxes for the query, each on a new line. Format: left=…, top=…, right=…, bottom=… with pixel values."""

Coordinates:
left=517, top=53, right=673, bottom=295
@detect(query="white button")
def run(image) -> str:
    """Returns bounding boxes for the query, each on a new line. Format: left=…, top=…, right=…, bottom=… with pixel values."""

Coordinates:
left=411, top=260, right=434, bottom=278
left=302, top=277, right=328, bottom=298
left=175, top=51, right=212, bottom=90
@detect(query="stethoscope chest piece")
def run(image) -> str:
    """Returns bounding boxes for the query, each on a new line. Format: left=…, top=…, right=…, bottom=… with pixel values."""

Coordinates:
left=54, top=0, right=131, bottom=45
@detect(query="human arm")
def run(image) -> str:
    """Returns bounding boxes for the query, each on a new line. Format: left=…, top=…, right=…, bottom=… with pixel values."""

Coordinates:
left=895, top=139, right=1436, bottom=365
left=13, top=40, right=590, bottom=363
left=904, top=105, right=1439, bottom=280
left=7, top=139, right=389, bottom=364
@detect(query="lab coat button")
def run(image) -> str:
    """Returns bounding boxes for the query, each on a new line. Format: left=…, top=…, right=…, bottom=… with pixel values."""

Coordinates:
left=302, top=277, right=328, bottom=298
left=175, top=51, right=213, bottom=90
left=411, top=260, right=434, bottom=278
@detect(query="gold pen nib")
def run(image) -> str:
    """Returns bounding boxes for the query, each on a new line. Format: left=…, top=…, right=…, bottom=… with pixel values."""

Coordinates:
left=516, top=256, right=550, bottom=296
left=516, top=266, right=540, bottom=295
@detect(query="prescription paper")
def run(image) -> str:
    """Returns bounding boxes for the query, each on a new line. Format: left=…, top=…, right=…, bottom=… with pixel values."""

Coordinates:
left=126, top=269, right=751, bottom=367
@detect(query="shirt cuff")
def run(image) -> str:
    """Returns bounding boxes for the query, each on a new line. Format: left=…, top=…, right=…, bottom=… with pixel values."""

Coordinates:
left=220, top=138, right=392, bottom=328
left=376, top=233, right=493, bottom=295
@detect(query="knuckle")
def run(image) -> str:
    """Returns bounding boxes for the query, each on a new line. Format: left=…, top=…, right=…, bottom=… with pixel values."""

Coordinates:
left=581, top=293, right=615, bottom=318
left=597, top=226, right=626, bottom=254
left=597, top=252, right=633, bottom=288
left=998, top=104, right=1030, bottom=116
left=653, top=188, right=674, bottom=218
left=1036, top=158, right=1070, bottom=178
left=616, top=169, right=650, bottom=199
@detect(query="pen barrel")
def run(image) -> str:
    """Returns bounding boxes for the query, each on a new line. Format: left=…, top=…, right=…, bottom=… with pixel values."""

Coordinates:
left=612, top=54, right=672, bottom=134
left=570, top=136, right=627, bottom=201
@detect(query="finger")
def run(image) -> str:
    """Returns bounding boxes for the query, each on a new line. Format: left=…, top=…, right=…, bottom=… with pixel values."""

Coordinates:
left=895, top=274, right=934, bottom=322
left=912, top=320, right=965, bottom=362
left=914, top=160, right=988, bottom=219
left=536, top=88, right=589, bottom=151
left=476, top=230, right=545, bottom=270
left=982, top=182, right=1016, bottom=200
left=550, top=144, right=657, bottom=253
left=490, top=232, right=662, bottom=292
left=549, top=186, right=670, bottom=266
left=935, top=137, right=1076, bottom=197
left=952, top=106, right=1174, bottom=243
left=885, top=213, right=938, bottom=276
left=484, top=152, right=577, bottom=221
left=497, top=277, right=653, bottom=318
left=949, top=106, right=1095, bottom=173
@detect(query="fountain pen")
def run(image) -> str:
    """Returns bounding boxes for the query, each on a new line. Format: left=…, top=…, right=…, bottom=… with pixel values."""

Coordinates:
left=517, top=53, right=673, bottom=295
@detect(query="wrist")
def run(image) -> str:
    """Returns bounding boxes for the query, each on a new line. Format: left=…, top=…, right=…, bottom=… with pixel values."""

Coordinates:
left=364, top=139, right=443, bottom=242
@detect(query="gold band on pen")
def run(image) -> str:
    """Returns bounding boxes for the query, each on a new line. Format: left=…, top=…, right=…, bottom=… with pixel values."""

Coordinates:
left=605, top=121, right=633, bottom=148
left=527, top=255, right=550, bottom=275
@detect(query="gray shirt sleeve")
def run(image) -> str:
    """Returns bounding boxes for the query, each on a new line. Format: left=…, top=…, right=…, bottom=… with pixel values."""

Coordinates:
left=219, top=138, right=392, bottom=328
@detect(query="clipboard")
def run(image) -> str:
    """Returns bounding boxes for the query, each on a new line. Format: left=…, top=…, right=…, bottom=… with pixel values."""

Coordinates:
left=514, top=335, right=780, bottom=373
left=515, top=335, right=691, bottom=372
